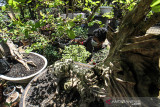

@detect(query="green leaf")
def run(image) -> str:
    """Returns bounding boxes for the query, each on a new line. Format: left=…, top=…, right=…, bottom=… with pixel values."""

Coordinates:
left=95, top=1, right=100, bottom=3
left=25, top=30, right=29, bottom=37
left=31, top=28, right=37, bottom=31
left=68, top=21, right=75, bottom=27
left=8, top=0, right=19, bottom=7
left=25, top=48, right=33, bottom=53
left=27, top=0, right=32, bottom=3
left=88, top=21, right=94, bottom=26
left=83, top=7, right=91, bottom=12
left=58, top=26, right=64, bottom=31
left=1, top=6, right=6, bottom=11
left=40, top=11, right=46, bottom=17
left=126, top=0, right=130, bottom=3
left=151, top=0, right=160, bottom=7
left=27, top=20, right=35, bottom=26
left=151, top=5, right=160, bottom=12
left=40, top=22, right=45, bottom=27
left=14, top=0, right=26, bottom=3
left=35, top=21, right=40, bottom=28
left=67, top=30, right=75, bottom=39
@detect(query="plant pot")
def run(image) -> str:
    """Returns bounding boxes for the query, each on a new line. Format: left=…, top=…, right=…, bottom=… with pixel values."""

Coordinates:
left=68, top=13, right=73, bottom=18
left=61, top=13, right=86, bottom=19
left=6, top=91, right=19, bottom=104
left=100, top=6, right=112, bottom=14
left=87, top=15, right=109, bottom=35
left=19, top=62, right=93, bottom=107
left=0, top=52, right=47, bottom=83
left=61, top=14, right=67, bottom=19
left=73, top=13, right=86, bottom=18
left=60, top=13, right=73, bottom=19
left=19, top=69, right=51, bottom=107
left=3, top=86, right=16, bottom=97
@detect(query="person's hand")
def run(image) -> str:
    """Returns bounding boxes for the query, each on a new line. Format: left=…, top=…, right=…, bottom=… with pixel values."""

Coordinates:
left=70, top=38, right=83, bottom=44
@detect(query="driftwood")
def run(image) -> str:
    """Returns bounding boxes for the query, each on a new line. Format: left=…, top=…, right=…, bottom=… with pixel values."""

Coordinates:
left=0, top=36, right=36, bottom=71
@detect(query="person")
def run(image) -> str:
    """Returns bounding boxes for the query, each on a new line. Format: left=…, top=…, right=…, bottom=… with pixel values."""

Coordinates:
left=72, top=27, right=108, bottom=62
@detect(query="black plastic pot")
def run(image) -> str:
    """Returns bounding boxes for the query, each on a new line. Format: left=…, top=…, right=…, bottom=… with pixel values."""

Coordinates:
left=86, top=15, right=109, bottom=35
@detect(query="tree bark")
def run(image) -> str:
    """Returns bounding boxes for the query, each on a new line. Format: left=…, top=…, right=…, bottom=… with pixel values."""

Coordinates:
left=102, top=0, right=160, bottom=98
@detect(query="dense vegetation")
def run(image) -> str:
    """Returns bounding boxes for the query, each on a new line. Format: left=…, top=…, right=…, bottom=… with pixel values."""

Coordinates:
left=1, top=0, right=160, bottom=106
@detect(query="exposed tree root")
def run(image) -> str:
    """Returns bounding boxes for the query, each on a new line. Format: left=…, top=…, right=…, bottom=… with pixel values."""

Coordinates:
left=0, top=39, right=36, bottom=71
left=46, top=59, right=140, bottom=106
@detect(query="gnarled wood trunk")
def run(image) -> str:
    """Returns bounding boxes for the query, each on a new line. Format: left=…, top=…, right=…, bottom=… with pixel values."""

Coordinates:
left=48, top=0, right=160, bottom=106
left=0, top=37, right=36, bottom=71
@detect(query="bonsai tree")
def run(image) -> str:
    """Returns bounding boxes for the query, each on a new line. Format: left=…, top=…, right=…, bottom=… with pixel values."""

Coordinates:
left=0, top=37, right=36, bottom=71
left=45, top=0, right=160, bottom=106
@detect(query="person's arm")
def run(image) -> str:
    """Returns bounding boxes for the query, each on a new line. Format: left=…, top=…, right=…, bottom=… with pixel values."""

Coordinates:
left=69, top=38, right=84, bottom=45
left=83, top=37, right=92, bottom=46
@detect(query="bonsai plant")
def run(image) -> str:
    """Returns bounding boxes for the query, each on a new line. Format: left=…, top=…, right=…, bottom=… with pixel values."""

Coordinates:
left=20, top=0, right=160, bottom=106
left=0, top=37, right=47, bottom=83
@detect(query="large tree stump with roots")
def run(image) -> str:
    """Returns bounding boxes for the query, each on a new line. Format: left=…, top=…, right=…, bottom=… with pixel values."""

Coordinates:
left=45, top=0, right=160, bottom=106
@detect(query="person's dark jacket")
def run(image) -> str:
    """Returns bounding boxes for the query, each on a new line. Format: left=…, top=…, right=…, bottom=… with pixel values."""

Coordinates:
left=83, top=36, right=103, bottom=62
left=83, top=36, right=103, bottom=53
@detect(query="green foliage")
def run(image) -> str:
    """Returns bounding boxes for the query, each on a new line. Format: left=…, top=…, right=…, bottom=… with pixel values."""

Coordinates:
left=90, top=46, right=110, bottom=64
left=88, top=20, right=102, bottom=27
left=108, top=0, right=138, bottom=17
left=102, top=12, right=114, bottom=19
left=73, top=26, right=88, bottom=39
left=25, top=35, right=49, bottom=53
left=0, top=12, right=9, bottom=29
left=34, top=44, right=61, bottom=65
left=151, top=0, right=160, bottom=12
left=1, top=0, right=103, bottom=41
left=151, top=0, right=160, bottom=7
left=82, top=0, right=100, bottom=12
left=4, top=19, right=44, bottom=42
left=0, top=0, right=107, bottom=65
left=62, top=45, right=91, bottom=63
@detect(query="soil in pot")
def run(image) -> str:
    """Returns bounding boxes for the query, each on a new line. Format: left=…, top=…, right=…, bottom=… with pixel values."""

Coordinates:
left=3, top=53, right=45, bottom=78
left=24, top=70, right=57, bottom=106
left=24, top=70, right=81, bottom=107
left=23, top=69, right=104, bottom=107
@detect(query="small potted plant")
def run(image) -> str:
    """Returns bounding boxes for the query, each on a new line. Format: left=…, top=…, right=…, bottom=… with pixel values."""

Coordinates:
left=0, top=39, right=48, bottom=83
left=100, top=6, right=112, bottom=14
left=3, top=86, right=20, bottom=106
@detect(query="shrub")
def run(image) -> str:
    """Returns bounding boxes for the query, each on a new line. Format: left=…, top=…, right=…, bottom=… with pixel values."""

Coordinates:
left=33, top=44, right=61, bottom=65
left=62, top=45, right=91, bottom=63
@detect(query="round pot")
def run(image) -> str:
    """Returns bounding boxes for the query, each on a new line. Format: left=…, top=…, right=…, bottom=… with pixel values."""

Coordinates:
left=3, top=86, right=16, bottom=97
left=61, top=14, right=67, bottom=19
left=19, top=62, right=93, bottom=107
left=100, top=6, right=112, bottom=14
left=6, top=91, right=19, bottom=104
left=0, top=52, right=47, bottom=83
left=68, top=13, right=73, bottom=19
left=19, top=69, right=49, bottom=107
left=73, top=13, right=86, bottom=18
